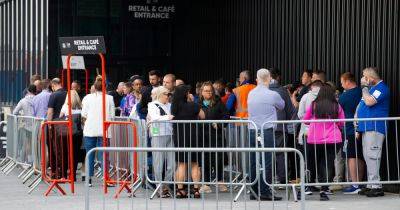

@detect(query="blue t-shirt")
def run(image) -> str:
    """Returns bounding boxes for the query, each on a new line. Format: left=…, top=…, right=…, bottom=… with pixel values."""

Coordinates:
left=339, top=87, right=362, bottom=135
left=356, top=81, right=390, bottom=135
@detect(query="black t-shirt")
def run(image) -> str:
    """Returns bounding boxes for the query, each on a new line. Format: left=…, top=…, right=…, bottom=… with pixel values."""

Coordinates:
left=48, top=88, right=67, bottom=119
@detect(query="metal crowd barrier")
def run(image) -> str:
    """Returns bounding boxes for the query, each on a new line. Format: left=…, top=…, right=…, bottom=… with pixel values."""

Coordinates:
left=0, top=114, right=44, bottom=194
left=99, top=117, right=145, bottom=198
left=145, top=120, right=258, bottom=202
left=40, top=120, right=75, bottom=196
left=262, top=117, right=400, bottom=197
left=98, top=117, right=143, bottom=198
left=85, top=147, right=306, bottom=210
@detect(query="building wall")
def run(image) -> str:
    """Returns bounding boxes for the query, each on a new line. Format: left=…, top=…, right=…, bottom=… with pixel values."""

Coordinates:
left=171, top=0, right=400, bottom=180
left=0, top=0, right=48, bottom=105
left=172, top=0, right=400, bottom=115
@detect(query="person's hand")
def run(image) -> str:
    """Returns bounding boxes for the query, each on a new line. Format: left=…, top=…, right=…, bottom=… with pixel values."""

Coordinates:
left=188, top=94, right=194, bottom=102
left=167, top=115, right=174, bottom=120
left=212, top=123, right=218, bottom=129
left=356, top=132, right=360, bottom=140
left=198, top=109, right=205, bottom=120
left=360, top=77, right=368, bottom=87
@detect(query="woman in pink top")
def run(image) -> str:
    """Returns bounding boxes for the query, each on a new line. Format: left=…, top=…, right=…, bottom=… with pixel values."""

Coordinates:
left=303, top=84, right=345, bottom=201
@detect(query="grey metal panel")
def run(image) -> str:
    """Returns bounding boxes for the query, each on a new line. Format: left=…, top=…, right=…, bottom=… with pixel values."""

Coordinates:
left=0, top=2, right=3, bottom=103
left=44, top=0, right=48, bottom=78
left=0, top=0, right=48, bottom=104
left=12, top=0, right=15, bottom=102
left=6, top=1, right=9, bottom=102
left=27, top=0, right=31, bottom=79
left=32, top=0, right=36, bottom=75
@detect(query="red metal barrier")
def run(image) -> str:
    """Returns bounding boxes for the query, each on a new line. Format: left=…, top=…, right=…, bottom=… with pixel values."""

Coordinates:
left=103, top=121, right=139, bottom=198
left=40, top=55, right=75, bottom=196
left=40, top=120, right=74, bottom=196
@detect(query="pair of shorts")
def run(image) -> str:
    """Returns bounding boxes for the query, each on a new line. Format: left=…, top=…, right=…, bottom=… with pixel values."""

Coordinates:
left=342, top=134, right=364, bottom=159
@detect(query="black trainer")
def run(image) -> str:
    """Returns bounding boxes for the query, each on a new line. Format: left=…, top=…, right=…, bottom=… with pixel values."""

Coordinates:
left=320, top=192, right=329, bottom=201
left=304, top=187, right=313, bottom=195
left=358, top=188, right=371, bottom=195
left=365, top=188, right=385, bottom=197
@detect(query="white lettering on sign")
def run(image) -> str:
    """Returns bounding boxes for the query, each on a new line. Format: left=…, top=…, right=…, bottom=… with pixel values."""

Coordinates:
left=72, top=39, right=100, bottom=51
left=128, top=4, right=175, bottom=19
left=77, top=45, right=97, bottom=51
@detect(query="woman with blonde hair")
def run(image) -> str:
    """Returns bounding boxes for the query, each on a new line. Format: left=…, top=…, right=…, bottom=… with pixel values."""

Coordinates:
left=59, top=89, right=86, bottom=181
left=147, top=86, right=175, bottom=197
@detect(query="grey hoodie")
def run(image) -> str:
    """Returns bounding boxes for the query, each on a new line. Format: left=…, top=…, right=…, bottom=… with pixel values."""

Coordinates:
left=297, top=88, right=320, bottom=144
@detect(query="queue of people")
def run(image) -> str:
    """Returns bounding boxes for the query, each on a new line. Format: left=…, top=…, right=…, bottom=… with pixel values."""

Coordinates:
left=12, top=66, right=390, bottom=201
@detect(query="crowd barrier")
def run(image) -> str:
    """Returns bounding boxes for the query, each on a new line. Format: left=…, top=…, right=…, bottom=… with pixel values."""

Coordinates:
left=101, top=117, right=143, bottom=198
left=2, top=114, right=400, bottom=202
left=84, top=147, right=306, bottom=210
left=144, top=120, right=258, bottom=201
left=262, top=117, right=400, bottom=196
left=40, top=120, right=75, bottom=196
left=0, top=114, right=44, bottom=194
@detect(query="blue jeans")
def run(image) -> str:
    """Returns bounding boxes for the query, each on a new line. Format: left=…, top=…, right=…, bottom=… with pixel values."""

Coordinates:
left=249, top=129, right=273, bottom=195
left=84, top=136, right=103, bottom=177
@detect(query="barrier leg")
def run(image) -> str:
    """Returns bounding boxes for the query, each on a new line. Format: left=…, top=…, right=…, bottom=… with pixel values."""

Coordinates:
left=129, top=179, right=141, bottom=197
left=21, top=168, right=35, bottom=180
left=27, top=174, right=41, bottom=187
left=1, top=160, right=14, bottom=172
left=0, top=157, right=10, bottom=167
left=22, top=169, right=35, bottom=184
left=292, top=185, right=298, bottom=202
left=28, top=176, right=42, bottom=194
left=150, top=183, right=162, bottom=199
left=44, top=181, right=67, bottom=196
left=114, top=181, right=132, bottom=199
left=233, top=184, right=246, bottom=202
left=4, top=162, right=17, bottom=175
left=18, top=166, right=31, bottom=178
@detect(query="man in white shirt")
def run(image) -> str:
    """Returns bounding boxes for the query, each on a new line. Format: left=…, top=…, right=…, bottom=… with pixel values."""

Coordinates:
left=81, top=78, right=115, bottom=186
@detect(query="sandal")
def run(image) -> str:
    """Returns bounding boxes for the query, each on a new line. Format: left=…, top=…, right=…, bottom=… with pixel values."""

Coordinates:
left=192, top=187, right=201, bottom=199
left=176, top=188, right=187, bottom=199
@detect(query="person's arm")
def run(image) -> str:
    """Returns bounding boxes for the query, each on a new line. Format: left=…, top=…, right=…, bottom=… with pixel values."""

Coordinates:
left=47, top=108, right=54, bottom=121
left=198, top=109, right=205, bottom=120
left=12, top=100, right=23, bottom=115
left=362, top=87, right=378, bottom=106
left=225, top=94, right=236, bottom=111
left=47, top=94, right=55, bottom=121
left=282, top=89, right=295, bottom=120
left=297, top=95, right=306, bottom=119
left=274, top=93, right=285, bottom=111
left=148, top=103, right=173, bottom=121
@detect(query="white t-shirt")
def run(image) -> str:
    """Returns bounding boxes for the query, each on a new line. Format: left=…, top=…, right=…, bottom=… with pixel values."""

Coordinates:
left=81, top=92, right=115, bottom=137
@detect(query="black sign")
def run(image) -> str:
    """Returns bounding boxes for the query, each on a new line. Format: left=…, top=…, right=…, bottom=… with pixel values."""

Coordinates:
left=59, top=36, right=106, bottom=55
left=127, top=0, right=175, bottom=21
